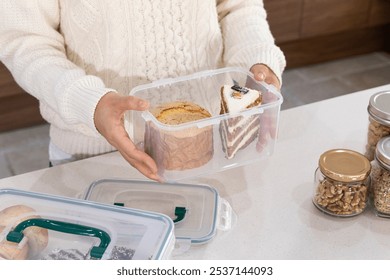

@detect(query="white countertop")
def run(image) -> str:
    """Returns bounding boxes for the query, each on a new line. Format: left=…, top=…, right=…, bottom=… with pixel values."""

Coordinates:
left=1, top=84, right=390, bottom=260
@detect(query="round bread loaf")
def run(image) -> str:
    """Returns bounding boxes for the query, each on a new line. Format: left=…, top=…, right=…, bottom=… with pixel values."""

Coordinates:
left=0, top=205, right=49, bottom=257
left=144, top=101, right=214, bottom=170
left=0, top=225, right=29, bottom=260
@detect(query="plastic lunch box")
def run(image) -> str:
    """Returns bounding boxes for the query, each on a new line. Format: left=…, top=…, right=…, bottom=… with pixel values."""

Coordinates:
left=0, top=189, right=175, bottom=260
left=83, top=179, right=234, bottom=253
left=126, top=67, right=283, bottom=182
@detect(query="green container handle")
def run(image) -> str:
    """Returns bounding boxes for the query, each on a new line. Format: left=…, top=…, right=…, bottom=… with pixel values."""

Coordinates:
left=6, top=218, right=111, bottom=259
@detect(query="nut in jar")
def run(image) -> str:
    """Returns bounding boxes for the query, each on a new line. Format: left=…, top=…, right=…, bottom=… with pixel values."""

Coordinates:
left=365, top=91, right=390, bottom=161
left=313, top=149, right=371, bottom=217
left=371, top=136, right=390, bottom=217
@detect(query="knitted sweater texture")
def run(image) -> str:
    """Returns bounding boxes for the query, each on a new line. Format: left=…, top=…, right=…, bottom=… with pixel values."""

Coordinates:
left=0, top=0, right=286, bottom=157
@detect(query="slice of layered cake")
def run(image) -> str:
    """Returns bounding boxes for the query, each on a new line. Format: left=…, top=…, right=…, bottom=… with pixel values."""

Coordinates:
left=219, top=85, right=262, bottom=159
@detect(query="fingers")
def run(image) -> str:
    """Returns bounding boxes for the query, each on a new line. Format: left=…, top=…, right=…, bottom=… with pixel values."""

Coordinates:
left=94, top=92, right=161, bottom=181
left=256, top=108, right=278, bottom=153
left=120, top=95, right=149, bottom=112
left=253, top=70, right=266, bottom=81
left=250, top=64, right=281, bottom=90
left=115, top=135, right=161, bottom=181
left=99, top=92, right=149, bottom=114
left=256, top=134, right=268, bottom=153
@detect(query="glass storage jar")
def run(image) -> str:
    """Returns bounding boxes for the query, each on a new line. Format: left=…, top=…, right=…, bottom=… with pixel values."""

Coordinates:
left=370, top=137, right=390, bottom=217
left=365, top=91, right=390, bottom=161
left=313, top=149, right=371, bottom=217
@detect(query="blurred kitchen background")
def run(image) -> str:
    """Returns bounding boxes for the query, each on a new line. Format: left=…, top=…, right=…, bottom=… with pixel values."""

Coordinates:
left=1, top=0, right=389, bottom=179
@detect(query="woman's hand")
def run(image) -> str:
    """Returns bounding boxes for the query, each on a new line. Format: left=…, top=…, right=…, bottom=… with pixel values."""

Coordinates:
left=94, top=92, right=160, bottom=181
left=250, top=63, right=281, bottom=90
left=250, top=64, right=281, bottom=153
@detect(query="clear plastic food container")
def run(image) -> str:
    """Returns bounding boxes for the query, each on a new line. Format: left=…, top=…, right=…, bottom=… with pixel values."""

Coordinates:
left=126, top=67, right=283, bottom=182
left=0, top=189, right=174, bottom=260
left=83, top=179, right=234, bottom=253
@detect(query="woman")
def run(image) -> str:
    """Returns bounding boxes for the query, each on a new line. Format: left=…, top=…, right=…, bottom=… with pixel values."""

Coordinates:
left=0, top=0, right=285, bottom=181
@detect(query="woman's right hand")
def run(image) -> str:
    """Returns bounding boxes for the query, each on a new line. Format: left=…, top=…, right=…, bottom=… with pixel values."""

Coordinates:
left=94, top=92, right=161, bottom=181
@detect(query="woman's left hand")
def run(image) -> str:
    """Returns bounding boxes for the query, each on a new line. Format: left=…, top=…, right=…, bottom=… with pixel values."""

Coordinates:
left=250, top=63, right=281, bottom=90
left=249, top=64, right=281, bottom=153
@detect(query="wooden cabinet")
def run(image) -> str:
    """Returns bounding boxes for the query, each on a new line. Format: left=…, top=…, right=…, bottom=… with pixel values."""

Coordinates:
left=264, top=0, right=390, bottom=68
left=301, top=0, right=370, bottom=37
left=368, top=0, right=390, bottom=26
left=0, top=63, right=45, bottom=132
left=265, top=0, right=303, bottom=43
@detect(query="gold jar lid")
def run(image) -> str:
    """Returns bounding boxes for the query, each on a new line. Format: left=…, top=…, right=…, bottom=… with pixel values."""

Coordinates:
left=319, top=149, right=371, bottom=182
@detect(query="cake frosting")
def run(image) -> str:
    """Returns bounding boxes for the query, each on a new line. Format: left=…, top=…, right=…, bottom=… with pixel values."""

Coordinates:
left=219, top=85, right=262, bottom=159
left=144, top=101, right=213, bottom=171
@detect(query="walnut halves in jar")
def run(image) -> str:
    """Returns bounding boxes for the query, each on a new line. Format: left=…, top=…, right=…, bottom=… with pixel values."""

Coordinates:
left=313, top=149, right=371, bottom=217
left=365, top=91, right=390, bottom=161
left=371, top=137, right=390, bottom=217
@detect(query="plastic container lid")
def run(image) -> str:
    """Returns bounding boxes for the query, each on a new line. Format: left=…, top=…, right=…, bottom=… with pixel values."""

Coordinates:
left=0, top=189, right=174, bottom=260
left=368, top=91, right=390, bottom=125
left=83, top=179, right=233, bottom=248
left=375, top=136, right=390, bottom=170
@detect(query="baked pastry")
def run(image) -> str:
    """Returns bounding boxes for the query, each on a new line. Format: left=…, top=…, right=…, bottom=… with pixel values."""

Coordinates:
left=0, top=225, right=29, bottom=260
left=144, top=101, right=213, bottom=170
left=219, top=84, right=262, bottom=159
left=0, top=205, right=49, bottom=257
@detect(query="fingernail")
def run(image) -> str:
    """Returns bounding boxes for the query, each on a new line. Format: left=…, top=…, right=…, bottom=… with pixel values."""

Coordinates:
left=257, top=72, right=266, bottom=81
left=139, top=100, right=148, bottom=108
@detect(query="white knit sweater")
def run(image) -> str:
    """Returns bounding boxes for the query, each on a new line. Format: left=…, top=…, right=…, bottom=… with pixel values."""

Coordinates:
left=0, top=0, right=286, bottom=157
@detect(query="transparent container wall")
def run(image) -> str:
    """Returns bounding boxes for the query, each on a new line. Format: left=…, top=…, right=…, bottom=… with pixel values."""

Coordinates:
left=0, top=189, right=174, bottom=260
left=312, top=168, right=369, bottom=217
left=127, top=67, right=282, bottom=182
left=365, top=116, right=390, bottom=161
left=371, top=160, right=390, bottom=218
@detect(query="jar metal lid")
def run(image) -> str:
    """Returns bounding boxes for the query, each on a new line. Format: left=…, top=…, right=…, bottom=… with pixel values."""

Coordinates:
left=376, top=137, right=390, bottom=170
left=367, top=91, right=390, bottom=125
left=319, top=149, right=371, bottom=182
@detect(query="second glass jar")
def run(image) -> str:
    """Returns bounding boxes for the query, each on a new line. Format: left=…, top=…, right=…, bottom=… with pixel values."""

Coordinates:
left=370, top=136, right=390, bottom=217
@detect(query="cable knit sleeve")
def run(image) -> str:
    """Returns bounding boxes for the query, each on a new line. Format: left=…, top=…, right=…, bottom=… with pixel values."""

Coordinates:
left=0, top=0, right=114, bottom=133
left=217, top=0, right=286, bottom=83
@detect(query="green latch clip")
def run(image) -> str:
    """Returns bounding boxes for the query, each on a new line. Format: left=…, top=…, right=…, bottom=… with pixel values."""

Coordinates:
left=173, top=207, right=187, bottom=223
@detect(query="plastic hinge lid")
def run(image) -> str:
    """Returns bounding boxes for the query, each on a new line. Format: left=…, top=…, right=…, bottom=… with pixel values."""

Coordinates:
left=216, top=198, right=236, bottom=231
left=171, top=238, right=192, bottom=256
